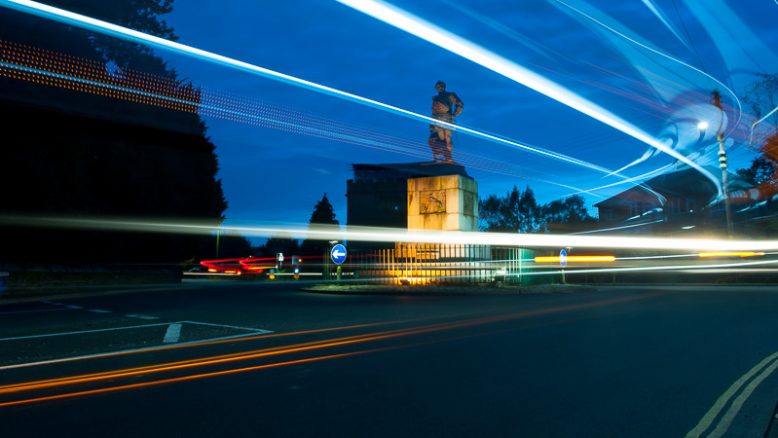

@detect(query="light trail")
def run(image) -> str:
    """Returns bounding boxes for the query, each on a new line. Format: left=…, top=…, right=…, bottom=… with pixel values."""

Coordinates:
left=0, top=320, right=398, bottom=372
left=549, top=0, right=742, bottom=140
left=0, top=45, right=594, bottom=192
left=749, top=104, right=778, bottom=145
left=574, top=163, right=674, bottom=197
left=534, top=255, right=615, bottom=263
left=0, top=293, right=656, bottom=406
left=698, top=251, right=765, bottom=258
left=0, top=326, right=422, bottom=395
left=518, top=257, right=778, bottom=277
left=639, top=0, right=692, bottom=50
left=4, top=214, right=778, bottom=252
left=335, top=0, right=723, bottom=198
left=0, top=0, right=623, bottom=181
left=572, top=219, right=666, bottom=235
left=0, top=351, right=374, bottom=408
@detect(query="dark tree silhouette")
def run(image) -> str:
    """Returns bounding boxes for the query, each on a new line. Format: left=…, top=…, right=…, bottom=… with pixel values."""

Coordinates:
left=300, top=193, right=339, bottom=256
left=479, top=186, right=595, bottom=233
left=0, top=1, right=233, bottom=265
left=255, top=237, right=302, bottom=258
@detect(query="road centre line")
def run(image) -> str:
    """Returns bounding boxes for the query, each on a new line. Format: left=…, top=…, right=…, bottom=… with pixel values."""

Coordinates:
left=88, top=309, right=112, bottom=314
left=686, top=350, right=778, bottom=437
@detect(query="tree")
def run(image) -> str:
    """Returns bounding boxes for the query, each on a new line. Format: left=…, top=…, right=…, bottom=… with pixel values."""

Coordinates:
left=479, top=186, right=595, bottom=233
left=300, top=193, right=340, bottom=256
left=0, top=1, right=231, bottom=264
left=255, top=237, right=301, bottom=258
left=743, top=73, right=778, bottom=129
left=737, top=156, right=776, bottom=186
left=308, top=193, right=339, bottom=226
left=541, top=195, right=596, bottom=233
left=479, top=185, right=542, bottom=233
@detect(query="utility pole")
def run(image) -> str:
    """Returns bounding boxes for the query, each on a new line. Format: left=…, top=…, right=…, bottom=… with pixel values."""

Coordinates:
left=712, top=90, right=734, bottom=238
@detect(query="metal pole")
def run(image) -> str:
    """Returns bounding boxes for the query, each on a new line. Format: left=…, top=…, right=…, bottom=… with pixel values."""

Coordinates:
left=717, top=133, right=734, bottom=237
left=712, top=91, right=734, bottom=238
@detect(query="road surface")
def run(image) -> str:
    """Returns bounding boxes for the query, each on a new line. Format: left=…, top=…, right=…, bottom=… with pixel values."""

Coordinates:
left=1, top=281, right=777, bottom=437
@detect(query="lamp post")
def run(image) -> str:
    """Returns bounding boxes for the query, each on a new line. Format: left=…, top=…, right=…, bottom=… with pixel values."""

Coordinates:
left=215, top=219, right=222, bottom=258
left=711, top=91, right=734, bottom=238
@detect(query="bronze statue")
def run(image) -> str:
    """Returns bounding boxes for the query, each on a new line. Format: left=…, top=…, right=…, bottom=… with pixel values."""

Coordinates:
left=428, top=80, right=464, bottom=163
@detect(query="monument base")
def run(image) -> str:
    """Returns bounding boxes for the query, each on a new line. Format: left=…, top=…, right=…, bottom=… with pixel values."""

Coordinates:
left=407, top=173, right=478, bottom=231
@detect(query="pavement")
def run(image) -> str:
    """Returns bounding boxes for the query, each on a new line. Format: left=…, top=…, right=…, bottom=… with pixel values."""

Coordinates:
left=0, top=281, right=777, bottom=437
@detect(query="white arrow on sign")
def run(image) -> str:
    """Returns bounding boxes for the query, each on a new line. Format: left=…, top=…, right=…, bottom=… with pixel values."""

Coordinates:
left=332, top=250, right=346, bottom=258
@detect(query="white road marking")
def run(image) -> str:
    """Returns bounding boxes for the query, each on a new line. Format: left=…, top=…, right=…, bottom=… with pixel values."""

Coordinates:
left=126, top=314, right=159, bottom=320
left=88, top=309, right=112, bottom=314
left=686, top=350, right=778, bottom=437
left=180, top=320, right=272, bottom=333
left=0, top=329, right=273, bottom=371
left=0, top=322, right=170, bottom=342
left=162, top=323, right=182, bottom=344
left=64, top=305, right=83, bottom=310
left=707, top=357, right=778, bottom=437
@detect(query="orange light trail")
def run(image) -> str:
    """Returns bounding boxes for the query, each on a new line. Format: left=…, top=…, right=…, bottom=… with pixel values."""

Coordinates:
left=0, top=350, right=379, bottom=408
left=0, top=292, right=658, bottom=401
left=534, top=255, right=616, bottom=263
left=0, top=320, right=399, bottom=372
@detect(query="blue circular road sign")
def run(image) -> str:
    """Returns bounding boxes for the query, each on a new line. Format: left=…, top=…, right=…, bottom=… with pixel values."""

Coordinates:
left=330, top=244, right=347, bottom=265
left=559, top=249, right=568, bottom=267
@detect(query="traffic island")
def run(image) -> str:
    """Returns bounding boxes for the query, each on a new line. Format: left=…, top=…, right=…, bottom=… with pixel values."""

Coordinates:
left=301, top=283, right=596, bottom=296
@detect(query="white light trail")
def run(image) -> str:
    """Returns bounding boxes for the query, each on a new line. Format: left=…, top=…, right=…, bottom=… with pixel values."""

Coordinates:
left=639, top=0, right=692, bottom=50
left=749, top=104, right=778, bottom=145
left=4, top=215, right=778, bottom=252
left=336, top=0, right=723, bottom=198
left=0, top=0, right=617, bottom=178
left=549, top=0, right=742, bottom=146
left=519, top=257, right=778, bottom=276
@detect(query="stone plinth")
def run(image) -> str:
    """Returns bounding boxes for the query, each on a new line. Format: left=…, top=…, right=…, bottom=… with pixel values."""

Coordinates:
left=407, top=174, right=478, bottom=231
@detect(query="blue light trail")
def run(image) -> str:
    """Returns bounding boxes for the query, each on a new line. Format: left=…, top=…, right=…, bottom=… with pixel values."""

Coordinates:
left=336, top=0, right=723, bottom=199
left=0, top=0, right=624, bottom=181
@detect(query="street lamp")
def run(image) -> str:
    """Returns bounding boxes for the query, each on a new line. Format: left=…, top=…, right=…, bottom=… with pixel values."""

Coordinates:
left=711, top=91, right=734, bottom=238
left=697, top=120, right=709, bottom=144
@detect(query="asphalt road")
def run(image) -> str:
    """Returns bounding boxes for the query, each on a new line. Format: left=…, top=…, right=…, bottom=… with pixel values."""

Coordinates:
left=1, top=281, right=777, bottom=437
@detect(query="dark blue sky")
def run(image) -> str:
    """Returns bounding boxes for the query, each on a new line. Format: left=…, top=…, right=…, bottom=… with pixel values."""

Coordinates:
left=158, top=0, right=778, bottom=227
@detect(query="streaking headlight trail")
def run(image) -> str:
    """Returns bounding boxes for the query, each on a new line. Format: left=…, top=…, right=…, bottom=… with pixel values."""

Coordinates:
left=335, top=0, right=723, bottom=198
left=0, top=0, right=619, bottom=179
left=4, top=215, right=778, bottom=252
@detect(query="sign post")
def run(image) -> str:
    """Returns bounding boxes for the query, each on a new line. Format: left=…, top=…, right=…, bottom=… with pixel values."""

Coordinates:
left=559, top=249, right=567, bottom=284
left=330, top=244, right=347, bottom=281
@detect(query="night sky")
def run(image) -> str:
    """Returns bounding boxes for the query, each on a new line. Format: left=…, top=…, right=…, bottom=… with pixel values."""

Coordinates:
left=155, top=0, right=778, bottom=227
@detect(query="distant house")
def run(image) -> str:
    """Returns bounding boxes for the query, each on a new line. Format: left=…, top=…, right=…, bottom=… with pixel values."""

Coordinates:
left=593, top=168, right=749, bottom=230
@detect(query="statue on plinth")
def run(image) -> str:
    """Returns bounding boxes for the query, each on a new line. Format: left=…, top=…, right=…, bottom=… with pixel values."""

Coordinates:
left=428, top=80, right=464, bottom=163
